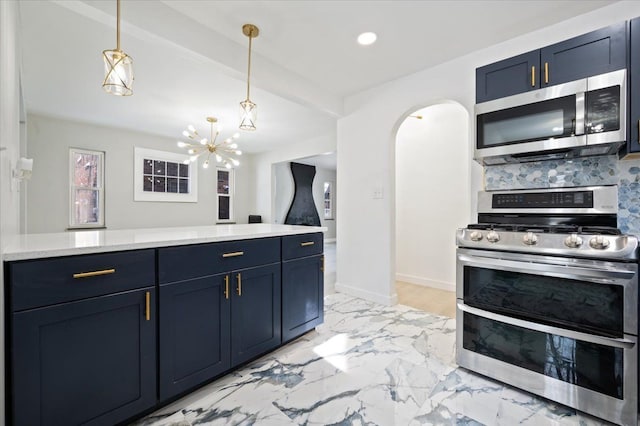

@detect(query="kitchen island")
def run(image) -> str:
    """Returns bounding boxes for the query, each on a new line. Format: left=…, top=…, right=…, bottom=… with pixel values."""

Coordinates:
left=3, top=224, right=325, bottom=426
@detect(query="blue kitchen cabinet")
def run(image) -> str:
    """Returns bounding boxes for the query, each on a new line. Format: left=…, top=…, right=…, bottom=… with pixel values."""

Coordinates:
left=282, top=255, right=324, bottom=342
left=7, top=249, right=157, bottom=426
left=476, top=22, right=627, bottom=103
left=476, top=50, right=540, bottom=103
left=159, top=274, right=231, bottom=400
left=281, top=233, right=324, bottom=342
left=540, top=21, right=627, bottom=87
left=157, top=238, right=282, bottom=400
left=11, top=287, right=157, bottom=426
left=230, top=263, right=282, bottom=366
left=628, top=16, right=640, bottom=154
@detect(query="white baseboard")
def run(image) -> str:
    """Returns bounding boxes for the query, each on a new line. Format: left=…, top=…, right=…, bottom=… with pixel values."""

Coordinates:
left=395, top=273, right=455, bottom=292
left=324, top=238, right=336, bottom=243
left=334, top=282, right=398, bottom=306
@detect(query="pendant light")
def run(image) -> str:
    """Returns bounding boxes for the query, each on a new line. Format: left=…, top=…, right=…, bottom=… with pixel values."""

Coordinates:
left=239, top=24, right=259, bottom=131
left=102, top=0, right=134, bottom=96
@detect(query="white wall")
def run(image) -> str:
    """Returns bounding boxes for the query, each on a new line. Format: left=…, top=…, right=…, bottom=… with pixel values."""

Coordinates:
left=395, top=103, right=468, bottom=292
left=336, top=1, right=640, bottom=305
left=0, top=1, right=21, bottom=423
left=273, top=161, right=337, bottom=240
left=252, top=131, right=336, bottom=223
left=26, top=114, right=254, bottom=233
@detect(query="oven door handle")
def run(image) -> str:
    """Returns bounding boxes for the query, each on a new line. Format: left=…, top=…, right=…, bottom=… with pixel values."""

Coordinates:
left=458, top=254, right=636, bottom=285
left=457, top=302, right=635, bottom=349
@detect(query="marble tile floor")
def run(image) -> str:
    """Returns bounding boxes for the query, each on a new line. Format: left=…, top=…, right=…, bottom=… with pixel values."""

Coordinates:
left=133, top=293, right=615, bottom=426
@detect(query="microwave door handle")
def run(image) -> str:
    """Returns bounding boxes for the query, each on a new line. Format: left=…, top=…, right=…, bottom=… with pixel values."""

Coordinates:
left=575, top=91, right=585, bottom=135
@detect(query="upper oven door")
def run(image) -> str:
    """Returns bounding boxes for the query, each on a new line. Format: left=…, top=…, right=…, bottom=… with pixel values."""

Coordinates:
left=456, top=248, right=638, bottom=338
left=475, top=78, right=586, bottom=160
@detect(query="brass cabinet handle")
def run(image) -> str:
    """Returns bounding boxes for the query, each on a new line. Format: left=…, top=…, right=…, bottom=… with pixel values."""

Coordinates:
left=236, top=273, right=242, bottom=296
left=300, top=241, right=315, bottom=247
left=321, top=255, right=325, bottom=272
left=145, top=291, right=151, bottom=321
left=222, top=251, right=244, bottom=258
left=531, top=65, right=535, bottom=87
left=224, top=275, right=230, bottom=300
left=544, top=62, right=549, bottom=84
left=73, top=268, right=115, bottom=279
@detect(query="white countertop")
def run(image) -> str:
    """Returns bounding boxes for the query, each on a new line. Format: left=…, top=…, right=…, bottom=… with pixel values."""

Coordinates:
left=2, top=224, right=326, bottom=261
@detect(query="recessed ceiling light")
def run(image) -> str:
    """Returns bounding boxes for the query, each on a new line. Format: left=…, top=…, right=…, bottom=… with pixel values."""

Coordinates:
left=357, top=32, right=377, bottom=46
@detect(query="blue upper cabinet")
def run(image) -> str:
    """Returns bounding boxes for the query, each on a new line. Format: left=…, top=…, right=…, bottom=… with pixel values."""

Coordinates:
left=540, top=22, right=627, bottom=87
left=629, top=17, right=640, bottom=154
left=476, top=50, right=540, bottom=103
left=476, top=22, right=627, bottom=103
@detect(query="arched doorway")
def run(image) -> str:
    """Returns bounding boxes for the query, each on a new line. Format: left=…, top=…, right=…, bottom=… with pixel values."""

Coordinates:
left=393, top=101, right=469, bottom=315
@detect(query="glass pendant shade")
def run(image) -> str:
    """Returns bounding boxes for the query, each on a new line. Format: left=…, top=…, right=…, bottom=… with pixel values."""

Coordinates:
left=102, top=49, right=133, bottom=96
left=239, top=99, right=257, bottom=131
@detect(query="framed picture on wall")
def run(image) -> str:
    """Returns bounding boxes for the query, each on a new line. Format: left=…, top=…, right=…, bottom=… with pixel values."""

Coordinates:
left=133, top=147, right=198, bottom=202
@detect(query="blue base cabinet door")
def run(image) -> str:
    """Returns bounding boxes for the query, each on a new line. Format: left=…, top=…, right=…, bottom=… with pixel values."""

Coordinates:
left=11, top=287, right=157, bottom=426
left=159, top=274, right=231, bottom=400
left=282, top=255, right=324, bottom=342
left=230, top=263, right=281, bottom=366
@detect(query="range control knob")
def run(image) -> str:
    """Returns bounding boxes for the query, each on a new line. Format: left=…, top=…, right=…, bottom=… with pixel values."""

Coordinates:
left=486, top=230, right=500, bottom=243
left=589, top=235, right=610, bottom=250
left=564, top=233, right=583, bottom=248
left=470, top=231, right=483, bottom=241
left=523, top=231, right=538, bottom=245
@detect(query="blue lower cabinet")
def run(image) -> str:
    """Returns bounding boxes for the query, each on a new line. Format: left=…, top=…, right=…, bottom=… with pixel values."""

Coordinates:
left=282, top=255, right=324, bottom=342
left=230, top=263, right=282, bottom=366
left=11, top=287, right=157, bottom=426
left=159, top=274, right=231, bottom=400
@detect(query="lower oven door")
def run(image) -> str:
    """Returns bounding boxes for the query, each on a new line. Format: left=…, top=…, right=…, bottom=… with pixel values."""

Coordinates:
left=456, top=248, right=638, bottom=426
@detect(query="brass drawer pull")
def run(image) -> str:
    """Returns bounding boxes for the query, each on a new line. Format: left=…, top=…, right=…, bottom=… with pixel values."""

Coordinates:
left=73, top=268, right=116, bottom=279
left=145, top=291, right=151, bottom=321
left=321, top=255, right=325, bottom=272
left=300, top=241, right=315, bottom=247
left=531, top=65, right=535, bottom=87
left=236, top=273, right=242, bottom=296
left=544, top=62, right=549, bottom=84
left=222, top=251, right=244, bottom=258
left=224, top=275, right=230, bottom=300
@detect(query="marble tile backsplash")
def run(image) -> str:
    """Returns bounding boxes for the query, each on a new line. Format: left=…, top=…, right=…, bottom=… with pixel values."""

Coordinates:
left=484, top=155, right=640, bottom=235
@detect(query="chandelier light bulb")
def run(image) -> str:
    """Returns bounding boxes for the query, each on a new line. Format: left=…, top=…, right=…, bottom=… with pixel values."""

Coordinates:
left=233, top=133, right=240, bottom=139
left=225, top=163, right=232, bottom=169
left=190, top=155, right=198, bottom=162
left=188, top=149, right=195, bottom=154
left=182, top=130, right=189, bottom=137
left=216, top=154, right=222, bottom=162
left=236, top=150, right=242, bottom=155
left=232, top=159, right=240, bottom=166
left=177, top=141, right=187, bottom=148
left=200, top=138, right=207, bottom=145
left=225, top=138, right=231, bottom=144
left=203, top=161, right=209, bottom=169
left=230, top=143, right=238, bottom=149
left=187, top=125, right=196, bottom=133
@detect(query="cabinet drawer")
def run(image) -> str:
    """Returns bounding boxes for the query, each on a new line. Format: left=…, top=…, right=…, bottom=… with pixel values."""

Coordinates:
left=8, top=249, right=156, bottom=312
left=158, top=237, right=280, bottom=284
left=282, top=233, right=323, bottom=261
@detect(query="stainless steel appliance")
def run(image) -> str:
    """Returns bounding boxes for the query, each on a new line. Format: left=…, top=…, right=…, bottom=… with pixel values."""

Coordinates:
left=475, top=69, right=626, bottom=165
left=456, top=185, right=639, bottom=426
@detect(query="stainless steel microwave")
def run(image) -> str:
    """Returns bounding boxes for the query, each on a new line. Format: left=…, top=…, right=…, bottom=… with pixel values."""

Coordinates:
left=474, top=69, right=626, bottom=165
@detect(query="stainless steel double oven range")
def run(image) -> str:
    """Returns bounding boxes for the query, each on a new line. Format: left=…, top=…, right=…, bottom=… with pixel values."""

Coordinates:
left=456, top=185, right=639, bottom=425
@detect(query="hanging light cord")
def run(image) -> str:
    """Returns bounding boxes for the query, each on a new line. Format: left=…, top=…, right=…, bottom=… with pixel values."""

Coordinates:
left=116, top=0, right=121, bottom=51
left=246, top=28, right=253, bottom=100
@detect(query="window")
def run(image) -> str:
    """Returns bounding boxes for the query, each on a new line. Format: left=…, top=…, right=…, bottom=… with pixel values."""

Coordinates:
left=323, top=181, right=334, bottom=220
left=69, top=148, right=105, bottom=228
left=216, top=168, right=234, bottom=222
left=133, top=147, right=197, bottom=202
